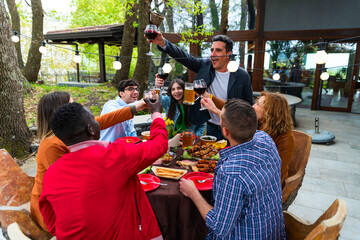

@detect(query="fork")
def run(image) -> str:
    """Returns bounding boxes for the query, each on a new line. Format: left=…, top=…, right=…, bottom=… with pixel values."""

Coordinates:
left=140, top=180, right=168, bottom=186
left=196, top=178, right=213, bottom=183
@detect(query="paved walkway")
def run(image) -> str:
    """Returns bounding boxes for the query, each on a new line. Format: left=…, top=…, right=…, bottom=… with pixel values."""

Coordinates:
left=288, top=108, right=360, bottom=240
left=19, top=109, right=360, bottom=239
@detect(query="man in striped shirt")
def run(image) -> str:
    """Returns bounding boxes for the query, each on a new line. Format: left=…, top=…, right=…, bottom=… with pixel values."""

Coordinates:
left=180, top=99, right=285, bottom=239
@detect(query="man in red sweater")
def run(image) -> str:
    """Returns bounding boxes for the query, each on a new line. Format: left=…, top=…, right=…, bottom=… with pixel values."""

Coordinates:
left=39, top=100, right=168, bottom=239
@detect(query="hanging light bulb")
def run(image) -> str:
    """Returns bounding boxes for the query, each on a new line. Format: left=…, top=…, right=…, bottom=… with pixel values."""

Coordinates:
left=39, top=42, right=47, bottom=54
left=163, top=58, right=172, bottom=73
left=227, top=54, right=239, bottom=72
left=320, top=70, right=329, bottom=81
left=314, top=50, right=328, bottom=65
left=273, top=73, right=280, bottom=81
left=73, top=50, right=81, bottom=64
left=11, top=31, right=20, bottom=43
left=113, top=55, right=122, bottom=70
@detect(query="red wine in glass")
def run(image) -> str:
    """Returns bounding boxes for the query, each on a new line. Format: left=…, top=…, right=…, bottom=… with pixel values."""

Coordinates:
left=158, top=67, right=168, bottom=80
left=194, top=87, right=206, bottom=95
left=145, top=30, right=158, bottom=41
left=194, top=79, right=207, bottom=110
left=145, top=24, right=157, bottom=56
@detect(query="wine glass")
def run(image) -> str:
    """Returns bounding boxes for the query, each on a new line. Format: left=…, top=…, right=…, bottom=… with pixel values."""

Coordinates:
left=144, top=24, right=158, bottom=56
left=144, top=89, right=157, bottom=103
left=157, top=67, right=168, bottom=94
left=194, top=79, right=207, bottom=110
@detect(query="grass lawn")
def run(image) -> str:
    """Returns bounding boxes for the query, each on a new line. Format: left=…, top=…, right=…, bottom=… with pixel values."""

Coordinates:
left=24, top=83, right=119, bottom=127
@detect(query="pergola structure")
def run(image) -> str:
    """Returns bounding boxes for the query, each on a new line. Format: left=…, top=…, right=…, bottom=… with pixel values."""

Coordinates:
left=44, top=24, right=138, bottom=83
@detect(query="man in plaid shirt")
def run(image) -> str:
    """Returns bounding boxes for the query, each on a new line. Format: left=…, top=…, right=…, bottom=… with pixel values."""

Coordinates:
left=180, top=99, right=285, bottom=239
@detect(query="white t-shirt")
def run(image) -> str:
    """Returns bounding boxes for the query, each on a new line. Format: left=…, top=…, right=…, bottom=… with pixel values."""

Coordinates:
left=208, top=71, right=230, bottom=125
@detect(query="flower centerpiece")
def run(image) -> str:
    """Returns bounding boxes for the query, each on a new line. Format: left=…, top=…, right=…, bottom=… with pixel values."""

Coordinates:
left=164, top=118, right=179, bottom=139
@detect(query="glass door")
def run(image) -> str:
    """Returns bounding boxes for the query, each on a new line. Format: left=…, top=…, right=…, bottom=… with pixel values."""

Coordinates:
left=318, top=42, right=357, bottom=111
left=351, top=71, right=360, bottom=113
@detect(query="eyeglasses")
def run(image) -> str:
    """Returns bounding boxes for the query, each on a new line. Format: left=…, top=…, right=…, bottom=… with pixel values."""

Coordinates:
left=124, top=87, right=140, bottom=92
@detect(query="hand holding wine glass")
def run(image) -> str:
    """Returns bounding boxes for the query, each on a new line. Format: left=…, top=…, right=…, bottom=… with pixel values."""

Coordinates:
left=194, top=79, right=207, bottom=110
left=144, top=24, right=158, bottom=56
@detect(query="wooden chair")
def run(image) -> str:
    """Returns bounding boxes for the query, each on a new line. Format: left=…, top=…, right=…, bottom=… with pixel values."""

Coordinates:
left=282, top=130, right=312, bottom=210
left=284, top=199, right=347, bottom=240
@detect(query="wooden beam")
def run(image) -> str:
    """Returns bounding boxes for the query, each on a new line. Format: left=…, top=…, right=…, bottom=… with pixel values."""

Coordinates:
left=98, top=42, right=106, bottom=83
left=264, top=28, right=360, bottom=41
left=252, top=0, right=266, bottom=91
left=188, top=43, right=199, bottom=83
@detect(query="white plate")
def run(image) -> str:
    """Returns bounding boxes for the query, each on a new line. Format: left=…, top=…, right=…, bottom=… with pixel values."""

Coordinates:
left=151, top=166, right=187, bottom=180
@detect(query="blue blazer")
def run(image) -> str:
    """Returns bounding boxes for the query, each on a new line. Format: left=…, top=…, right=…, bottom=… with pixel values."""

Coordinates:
left=158, top=40, right=254, bottom=125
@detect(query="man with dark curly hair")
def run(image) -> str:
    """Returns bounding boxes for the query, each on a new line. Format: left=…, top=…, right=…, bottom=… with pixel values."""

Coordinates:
left=100, top=79, right=141, bottom=142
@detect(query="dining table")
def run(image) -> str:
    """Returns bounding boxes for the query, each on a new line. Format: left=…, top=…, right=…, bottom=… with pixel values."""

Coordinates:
left=144, top=146, right=213, bottom=240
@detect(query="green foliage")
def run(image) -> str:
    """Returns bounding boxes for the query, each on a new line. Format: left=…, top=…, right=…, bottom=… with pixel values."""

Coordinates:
left=69, top=0, right=129, bottom=72
left=167, top=0, right=214, bottom=45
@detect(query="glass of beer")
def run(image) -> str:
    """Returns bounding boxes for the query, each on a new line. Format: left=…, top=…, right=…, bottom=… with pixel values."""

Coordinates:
left=182, top=129, right=194, bottom=149
left=154, top=87, right=161, bottom=95
left=183, top=82, right=195, bottom=105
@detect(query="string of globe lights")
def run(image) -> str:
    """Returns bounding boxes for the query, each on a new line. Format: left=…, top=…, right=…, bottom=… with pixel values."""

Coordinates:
left=10, top=29, right=359, bottom=79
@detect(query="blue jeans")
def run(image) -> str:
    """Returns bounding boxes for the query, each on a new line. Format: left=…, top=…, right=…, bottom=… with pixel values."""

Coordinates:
left=206, top=122, right=224, bottom=140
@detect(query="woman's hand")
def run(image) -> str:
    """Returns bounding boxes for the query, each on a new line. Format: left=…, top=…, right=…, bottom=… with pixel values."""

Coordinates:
left=155, top=74, right=165, bottom=88
left=201, top=98, right=220, bottom=117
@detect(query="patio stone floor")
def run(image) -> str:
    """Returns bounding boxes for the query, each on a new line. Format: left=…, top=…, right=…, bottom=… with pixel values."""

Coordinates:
left=288, top=108, right=360, bottom=240
left=18, top=108, right=360, bottom=239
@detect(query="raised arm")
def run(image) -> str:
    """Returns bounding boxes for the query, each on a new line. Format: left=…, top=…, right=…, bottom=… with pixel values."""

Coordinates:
left=150, top=31, right=203, bottom=73
left=96, top=100, right=147, bottom=130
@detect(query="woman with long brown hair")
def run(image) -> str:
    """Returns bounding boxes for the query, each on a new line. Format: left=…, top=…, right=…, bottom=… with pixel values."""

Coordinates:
left=158, top=78, right=205, bottom=136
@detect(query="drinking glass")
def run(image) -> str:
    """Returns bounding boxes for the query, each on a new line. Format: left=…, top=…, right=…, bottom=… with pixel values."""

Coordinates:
left=182, top=129, right=195, bottom=149
left=144, top=89, right=157, bottom=103
left=183, top=82, right=195, bottom=105
left=194, top=79, right=207, bottom=110
left=144, top=24, right=158, bottom=56
left=158, top=67, right=169, bottom=80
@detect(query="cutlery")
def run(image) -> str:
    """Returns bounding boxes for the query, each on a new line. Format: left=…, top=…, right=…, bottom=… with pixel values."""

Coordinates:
left=140, top=180, right=168, bottom=186
left=196, top=178, right=213, bottom=183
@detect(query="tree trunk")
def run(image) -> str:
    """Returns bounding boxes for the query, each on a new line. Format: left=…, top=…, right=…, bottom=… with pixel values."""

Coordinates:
left=112, top=1, right=138, bottom=88
left=209, top=0, right=219, bottom=31
left=5, top=0, right=24, bottom=69
left=247, top=0, right=255, bottom=30
left=164, top=0, right=174, bottom=32
left=22, top=0, right=43, bottom=83
left=133, top=0, right=152, bottom=96
left=239, top=0, right=247, bottom=68
left=219, top=0, right=229, bottom=35
left=0, top=3, right=32, bottom=158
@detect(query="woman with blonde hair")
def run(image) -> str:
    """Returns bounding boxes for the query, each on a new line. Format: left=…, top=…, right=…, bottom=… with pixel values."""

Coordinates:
left=31, top=91, right=146, bottom=231
left=202, top=91, right=295, bottom=187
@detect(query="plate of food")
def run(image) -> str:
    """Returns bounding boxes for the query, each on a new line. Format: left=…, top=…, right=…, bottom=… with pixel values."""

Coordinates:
left=115, top=136, right=141, bottom=144
left=138, top=174, right=161, bottom=192
left=192, top=159, right=218, bottom=174
left=181, top=142, right=220, bottom=160
left=182, top=172, right=214, bottom=191
left=151, top=166, right=187, bottom=180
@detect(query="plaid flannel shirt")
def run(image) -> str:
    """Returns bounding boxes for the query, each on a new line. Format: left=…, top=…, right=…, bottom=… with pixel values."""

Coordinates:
left=206, top=130, right=286, bottom=240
